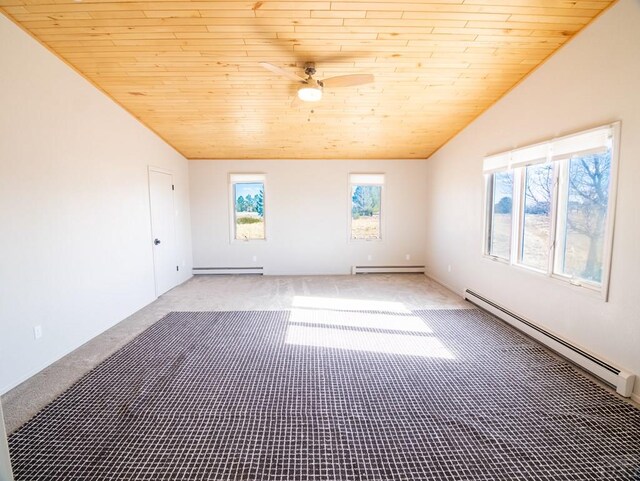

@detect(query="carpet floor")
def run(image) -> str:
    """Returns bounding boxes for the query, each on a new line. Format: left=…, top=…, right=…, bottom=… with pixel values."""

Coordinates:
left=7, top=309, right=640, bottom=480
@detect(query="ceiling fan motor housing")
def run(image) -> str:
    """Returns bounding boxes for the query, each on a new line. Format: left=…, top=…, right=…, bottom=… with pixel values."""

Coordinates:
left=257, top=61, right=374, bottom=104
left=304, top=62, right=316, bottom=77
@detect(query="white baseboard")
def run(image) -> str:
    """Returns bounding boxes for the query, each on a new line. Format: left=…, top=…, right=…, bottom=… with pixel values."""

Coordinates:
left=352, top=265, right=425, bottom=274
left=193, top=267, right=264, bottom=275
left=465, top=288, right=636, bottom=398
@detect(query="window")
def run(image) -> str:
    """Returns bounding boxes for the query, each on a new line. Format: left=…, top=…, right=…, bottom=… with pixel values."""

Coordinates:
left=350, top=174, right=384, bottom=240
left=487, top=171, right=514, bottom=261
left=556, top=151, right=611, bottom=284
left=230, top=174, right=265, bottom=241
left=483, top=123, right=619, bottom=297
left=520, top=163, right=554, bottom=271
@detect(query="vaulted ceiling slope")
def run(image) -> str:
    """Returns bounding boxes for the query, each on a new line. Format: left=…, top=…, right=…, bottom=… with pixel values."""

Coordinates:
left=1, top=0, right=613, bottom=159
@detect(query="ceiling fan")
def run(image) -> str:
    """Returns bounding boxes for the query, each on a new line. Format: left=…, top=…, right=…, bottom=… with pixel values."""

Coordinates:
left=258, top=62, right=374, bottom=104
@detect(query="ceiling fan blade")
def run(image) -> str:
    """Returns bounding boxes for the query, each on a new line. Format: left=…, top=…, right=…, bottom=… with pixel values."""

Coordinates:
left=320, top=74, right=374, bottom=88
left=259, top=62, right=307, bottom=83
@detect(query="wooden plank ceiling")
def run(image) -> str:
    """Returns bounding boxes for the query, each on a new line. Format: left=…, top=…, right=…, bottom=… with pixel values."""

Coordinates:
left=1, top=0, right=613, bottom=159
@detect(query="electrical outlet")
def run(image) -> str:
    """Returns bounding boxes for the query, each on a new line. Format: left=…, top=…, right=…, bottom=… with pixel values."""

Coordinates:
left=33, top=325, right=43, bottom=340
left=405, top=254, right=411, bottom=261
left=447, top=264, right=452, bottom=273
left=367, top=254, right=373, bottom=261
left=252, top=255, right=257, bottom=263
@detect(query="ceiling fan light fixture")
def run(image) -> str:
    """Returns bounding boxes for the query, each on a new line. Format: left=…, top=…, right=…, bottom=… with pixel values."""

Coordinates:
left=298, top=87, right=322, bottom=102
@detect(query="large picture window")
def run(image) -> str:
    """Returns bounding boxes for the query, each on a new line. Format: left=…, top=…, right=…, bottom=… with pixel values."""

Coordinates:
left=350, top=173, right=384, bottom=240
left=483, top=123, right=619, bottom=298
left=230, top=174, right=265, bottom=241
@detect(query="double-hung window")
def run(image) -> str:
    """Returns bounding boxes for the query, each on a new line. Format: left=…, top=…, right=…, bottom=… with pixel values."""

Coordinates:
left=229, top=174, right=266, bottom=241
left=483, top=123, right=620, bottom=298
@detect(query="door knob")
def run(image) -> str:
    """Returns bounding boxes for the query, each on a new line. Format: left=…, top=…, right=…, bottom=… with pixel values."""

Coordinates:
left=154, top=238, right=161, bottom=245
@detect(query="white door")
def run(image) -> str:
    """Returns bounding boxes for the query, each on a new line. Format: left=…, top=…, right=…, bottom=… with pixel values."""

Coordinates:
left=149, top=169, right=177, bottom=296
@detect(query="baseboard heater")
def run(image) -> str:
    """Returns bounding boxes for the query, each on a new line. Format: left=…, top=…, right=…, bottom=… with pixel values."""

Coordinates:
left=193, top=267, right=263, bottom=275
left=464, top=289, right=635, bottom=398
left=352, top=265, right=425, bottom=274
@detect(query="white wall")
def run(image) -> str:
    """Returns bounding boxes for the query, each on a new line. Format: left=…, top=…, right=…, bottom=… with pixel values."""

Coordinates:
left=0, top=16, right=193, bottom=394
left=190, top=160, right=427, bottom=275
left=424, top=0, right=640, bottom=399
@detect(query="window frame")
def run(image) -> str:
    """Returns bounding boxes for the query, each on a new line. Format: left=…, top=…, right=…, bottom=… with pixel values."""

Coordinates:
left=228, top=173, right=267, bottom=243
left=482, top=122, right=620, bottom=300
left=483, top=169, right=517, bottom=264
left=550, top=149, right=618, bottom=294
left=514, top=162, right=558, bottom=275
left=348, top=173, right=385, bottom=242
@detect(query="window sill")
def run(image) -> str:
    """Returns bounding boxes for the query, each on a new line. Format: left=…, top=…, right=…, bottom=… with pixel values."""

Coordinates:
left=482, top=254, right=607, bottom=301
left=483, top=254, right=510, bottom=265
left=231, top=239, right=267, bottom=244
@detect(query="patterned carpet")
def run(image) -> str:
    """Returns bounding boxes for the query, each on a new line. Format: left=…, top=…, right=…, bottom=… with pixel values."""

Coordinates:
left=8, top=309, right=640, bottom=480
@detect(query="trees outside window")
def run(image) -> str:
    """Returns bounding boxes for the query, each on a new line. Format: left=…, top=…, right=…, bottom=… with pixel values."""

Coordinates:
left=557, top=152, right=611, bottom=283
left=520, top=164, right=554, bottom=271
left=349, top=174, right=384, bottom=240
left=488, top=171, right=513, bottom=261
left=230, top=175, right=265, bottom=241
left=483, top=123, right=618, bottom=296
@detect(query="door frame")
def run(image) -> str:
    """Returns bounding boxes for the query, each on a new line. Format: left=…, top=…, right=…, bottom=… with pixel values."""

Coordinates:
left=147, top=165, right=178, bottom=297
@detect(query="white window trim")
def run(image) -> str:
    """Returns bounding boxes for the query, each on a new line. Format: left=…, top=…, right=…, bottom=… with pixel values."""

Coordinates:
left=348, top=173, right=385, bottom=242
left=482, top=170, right=515, bottom=264
left=228, top=173, right=267, bottom=243
left=481, top=175, right=498, bottom=261
left=510, top=168, right=523, bottom=266
left=482, top=122, right=620, bottom=301
left=513, top=162, right=557, bottom=275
